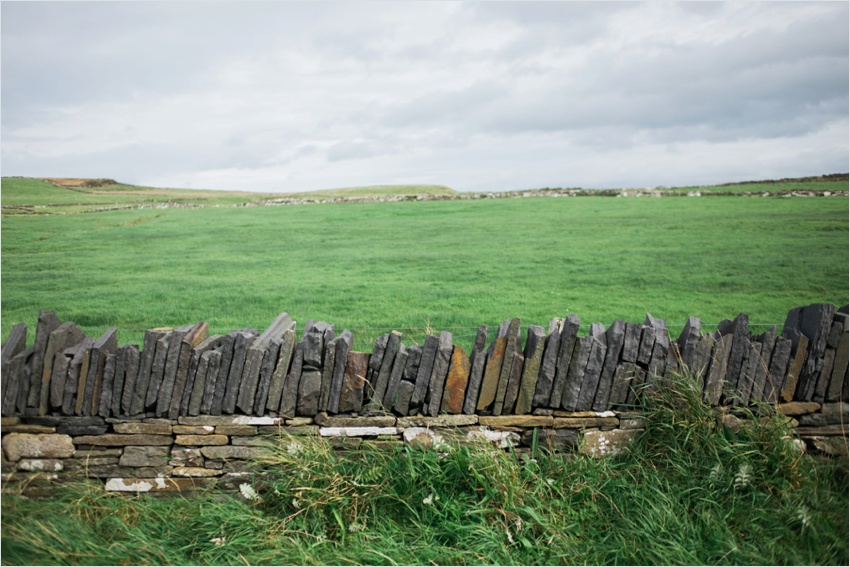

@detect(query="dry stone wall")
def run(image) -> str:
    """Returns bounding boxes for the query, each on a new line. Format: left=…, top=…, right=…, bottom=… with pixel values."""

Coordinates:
left=2, top=303, right=848, bottom=495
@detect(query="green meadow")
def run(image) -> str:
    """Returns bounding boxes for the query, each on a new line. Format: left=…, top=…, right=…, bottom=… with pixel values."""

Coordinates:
left=1, top=181, right=847, bottom=352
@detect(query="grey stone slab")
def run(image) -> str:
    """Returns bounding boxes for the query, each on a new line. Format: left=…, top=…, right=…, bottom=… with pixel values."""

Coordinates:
left=394, top=380, right=415, bottom=416
left=621, top=322, right=642, bottom=363
left=327, top=330, right=354, bottom=414
left=302, top=330, right=325, bottom=370
left=48, top=346, right=73, bottom=412
left=791, top=304, right=836, bottom=400
left=200, top=350, right=222, bottom=414
left=154, top=325, right=192, bottom=417
left=206, top=332, right=236, bottom=415
left=560, top=336, right=592, bottom=411
left=266, top=329, right=297, bottom=412
left=636, top=324, right=656, bottom=367
left=403, top=344, right=422, bottom=383
left=297, top=369, right=322, bottom=417
left=237, top=314, right=292, bottom=415
left=97, top=353, right=117, bottom=418
left=718, top=314, right=749, bottom=404
left=814, top=318, right=845, bottom=403
left=62, top=338, right=93, bottom=416
left=624, top=365, right=648, bottom=406
left=462, top=327, right=487, bottom=415
left=119, top=345, right=141, bottom=416
left=765, top=335, right=792, bottom=403
left=383, top=345, right=408, bottom=409
left=252, top=338, right=282, bottom=415
left=27, top=310, right=61, bottom=410
left=109, top=345, right=129, bottom=417
left=576, top=328, right=608, bottom=411
left=372, top=331, right=402, bottom=406
left=548, top=314, right=580, bottom=408
left=502, top=351, right=525, bottom=415
left=814, top=346, right=837, bottom=403
left=532, top=318, right=563, bottom=408
left=827, top=313, right=847, bottom=349
left=41, top=322, right=86, bottom=415
left=339, top=350, right=369, bottom=414
left=704, top=334, right=733, bottom=405
left=183, top=334, right=224, bottom=416
left=168, top=323, right=209, bottom=419
left=750, top=327, right=776, bottom=403
left=318, top=338, right=337, bottom=412
left=2, top=323, right=27, bottom=395
left=411, top=334, right=440, bottom=408
left=677, top=317, right=702, bottom=369
left=129, top=331, right=158, bottom=416
left=221, top=329, right=256, bottom=414
left=3, top=347, right=32, bottom=417
left=81, top=328, right=118, bottom=417
left=278, top=343, right=304, bottom=418
left=15, top=349, right=35, bottom=415
left=780, top=330, right=808, bottom=402
left=426, top=332, right=453, bottom=416
left=593, top=319, right=625, bottom=411
left=737, top=341, right=762, bottom=406
left=143, top=332, right=172, bottom=410
left=609, top=362, right=635, bottom=408
left=827, top=325, right=849, bottom=402
left=646, top=315, right=669, bottom=389
left=493, top=318, right=520, bottom=416
left=363, top=333, right=388, bottom=402
left=188, top=349, right=213, bottom=416
left=515, top=325, right=545, bottom=415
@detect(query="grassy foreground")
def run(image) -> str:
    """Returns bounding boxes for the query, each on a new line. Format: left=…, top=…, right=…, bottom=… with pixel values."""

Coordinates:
left=2, top=374, right=847, bottom=565
left=2, top=193, right=847, bottom=352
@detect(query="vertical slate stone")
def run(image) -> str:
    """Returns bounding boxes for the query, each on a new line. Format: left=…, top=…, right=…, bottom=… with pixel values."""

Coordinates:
left=129, top=330, right=159, bottom=416
left=412, top=334, right=440, bottom=409
left=621, top=323, right=642, bottom=364
left=41, top=322, right=86, bottom=414
left=625, top=365, right=648, bottom=405
left=477, top=336, right=507, bottom=412
left=372, top=331, right=402, bottom=406
left=677, top=317, right=702, bottom=370
left=426, top=332, right=453, bottom=417
left=396, top=345, right=422, bottom=414
left=253, top=338, right=282, bottom=415
left=516, top=325, right=546, bottom=415
left=339, top=351, right=370, bottom=414
left=2, top=323, right=27, bottom=396
left=188, top=349, right=214, bottom=416
left=750, top=326, right=777, bottom=403
left=97, top=353, right=117, bottom=418
left=440, top=346, right=470, bottom=414
left=636, top=324, right=656, bottom=367
left=82, top=328, right=118, bottom=416
left=383, top=345, right=409, bottom=410
left=109, top=345, right=129, bottom=417
left=365, top=334, right=389, bottom=401
left=3, top=347, right=33, bottom=417
left=319, top=338, right=338, bottom=412
left=790, top=304, right=837, bottom=401
left=143, top=331, right=172, bottom=410
left=646, top=315, right=669, bottom=389
left=781, top=332, right=808, bottom=402
left=593, top=319, right=625, bottom=411
left=222, top=329, right=256, bottom=414
left=237, top=313, right=293, bottom=415
left=548, top=314, right=581, bottom=408
left=394, top=380, right=416, bottom=416
left=279, top=343, right=304, bottom=418
left=576, top=326, right=608, bottom=411
left=462, top=326, right=488, bottom=415
left=27, top=310, right=61, bottom=410
left=765, top=335, right=792, bottom=403
left=532, top=318, right=563, bottom=408
left=827, top=315, right=849, bottom=402
left=326, top=330, right=353, bottom=414
left=297, top=369, right=322, bottom=417
left=207, top=331, right=237, bottom=415
left=167, top=323, right=209, bottom=419
left=493, top=318, right=521, bottom=416
left=610, top=362, right=638, bottom=408
left=704, top=333, right=733, bottom=406
left=721, top=314, right=750, bottom=402
left=62, top=337, right=94, bottom=415
left=119, top=344, right=141, bottom=416
left=183, top=334, right=224, bottom=416
left=49, top=339, right=81, bottom=412
left=155, top=325, right=192, bottom=416
left=266, top=329, right=297, bottom=412
left=737, top=341, right=762, bottom=406
left=502, top=351, right=525, bottom=415
left=15, top=348, right=36, bottom=415
left=560, top=336, right=592, bottom=411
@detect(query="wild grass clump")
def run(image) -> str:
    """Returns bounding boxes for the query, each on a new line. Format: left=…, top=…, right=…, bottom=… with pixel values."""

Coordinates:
left=2, top=369, right=847, bottom=565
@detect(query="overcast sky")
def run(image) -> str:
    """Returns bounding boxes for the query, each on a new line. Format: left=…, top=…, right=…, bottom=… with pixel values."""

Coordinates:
left=2, top=1, right=848, bottom=193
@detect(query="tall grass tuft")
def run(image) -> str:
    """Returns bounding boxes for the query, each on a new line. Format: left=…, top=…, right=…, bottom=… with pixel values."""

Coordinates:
left=2, top=368, right=847, bottom=565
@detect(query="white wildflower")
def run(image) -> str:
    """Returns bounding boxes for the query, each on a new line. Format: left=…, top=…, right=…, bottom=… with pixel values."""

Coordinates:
left=287, top=441, right=303, bottom=456
left=546, top=478, right=555, bottom=486
left=733, top=463, right=753, bottom=490
left=348, top=522, right=366, bottom=533
left=209, top=537, right=225, bottom=546
left=422, top=493, right=440, bottom=506
left=796, top=505, right=812, bottom=529
left=506, top=529, right=514, bottom=544
left=239, top=483, right=261, bottom=501
left=292, top=498, right=302, bottom=509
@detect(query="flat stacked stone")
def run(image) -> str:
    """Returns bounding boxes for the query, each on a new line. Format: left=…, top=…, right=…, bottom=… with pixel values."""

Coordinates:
left=462, top=326, right=488, bottom=415
left=426, top=332, right=453, bottom=417
left=548, top=314, right=581, bottom=409
left=593, top=319, right=625, bottom=411
left=237, top=313, right=293, bottom=415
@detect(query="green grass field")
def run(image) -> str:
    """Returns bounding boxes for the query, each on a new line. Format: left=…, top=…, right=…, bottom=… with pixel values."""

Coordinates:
left=1, top=187, right=847, bottom=351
